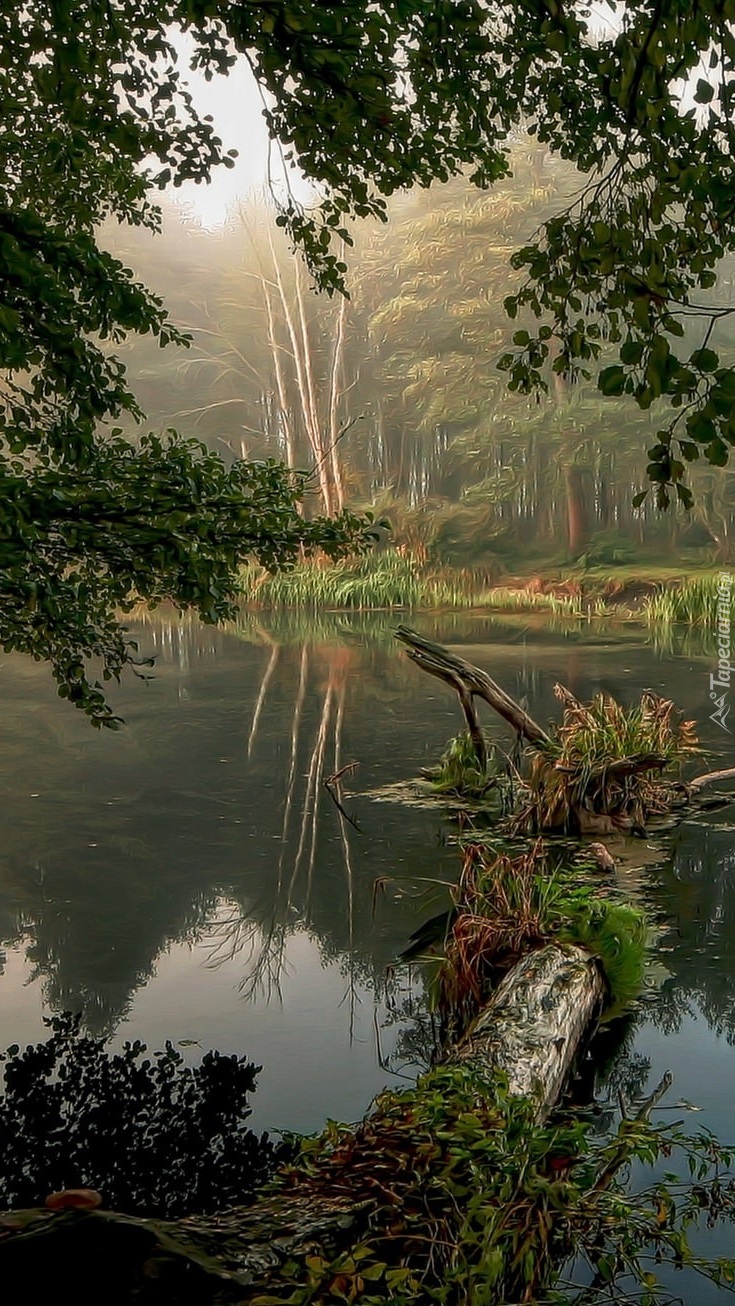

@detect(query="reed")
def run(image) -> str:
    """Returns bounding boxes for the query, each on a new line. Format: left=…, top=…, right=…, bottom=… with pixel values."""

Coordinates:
left=643, top=573, right=722, bottom=625
left=239, top=551, right=610, bottom=614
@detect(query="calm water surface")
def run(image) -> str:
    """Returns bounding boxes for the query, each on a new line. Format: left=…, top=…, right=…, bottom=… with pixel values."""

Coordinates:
left=1, top=609, right=734, bottom=1281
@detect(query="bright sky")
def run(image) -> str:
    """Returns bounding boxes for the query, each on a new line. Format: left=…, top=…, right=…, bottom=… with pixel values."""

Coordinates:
left=169, top=40, right=308, bottom=228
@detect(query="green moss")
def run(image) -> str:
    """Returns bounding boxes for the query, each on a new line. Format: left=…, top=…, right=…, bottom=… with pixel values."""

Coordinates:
left=558, top=899, right=648, bottom=1015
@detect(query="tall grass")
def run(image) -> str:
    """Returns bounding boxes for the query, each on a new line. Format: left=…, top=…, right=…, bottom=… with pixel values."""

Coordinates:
left=432, top=842, right=648, bottom=1031
left=643, top=574, right=722, bottom=625
left=239, top=551, right=608, bottom=614
left=517, top=684, right=699, bottom=833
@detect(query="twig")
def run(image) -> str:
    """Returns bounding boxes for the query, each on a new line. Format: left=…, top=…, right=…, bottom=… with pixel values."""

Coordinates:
left=325, top=762, right=361, bottom=832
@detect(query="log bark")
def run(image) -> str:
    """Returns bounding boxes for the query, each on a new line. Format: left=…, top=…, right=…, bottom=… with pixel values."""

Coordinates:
left=394, top=626, right=552, bottom=749
left=448, top=944, right=605, bottom=1120
left=0, top=945, right=603, bottom=1300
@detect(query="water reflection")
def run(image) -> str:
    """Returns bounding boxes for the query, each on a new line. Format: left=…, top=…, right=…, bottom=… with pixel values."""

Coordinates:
left=0, top=607, right=733, bottom=1133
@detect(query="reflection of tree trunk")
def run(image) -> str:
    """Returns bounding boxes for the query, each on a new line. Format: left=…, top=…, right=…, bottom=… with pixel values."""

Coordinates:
left=333, top=685, right=356, bottom=1037
left=565, top=465, right=589, bottom=557
left=247, top=644, right=279, bottom=758
left=289, top=685, right=333, bottom=905
left=276, top=646, right=309, bottom=894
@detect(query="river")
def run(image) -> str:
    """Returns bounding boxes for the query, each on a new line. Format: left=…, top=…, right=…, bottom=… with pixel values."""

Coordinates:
left=1, top=608, right=734, bottom=1291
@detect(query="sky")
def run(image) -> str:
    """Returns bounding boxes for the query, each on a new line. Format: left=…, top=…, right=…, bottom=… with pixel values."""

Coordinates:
left=168, top=40, right=308, bottom=229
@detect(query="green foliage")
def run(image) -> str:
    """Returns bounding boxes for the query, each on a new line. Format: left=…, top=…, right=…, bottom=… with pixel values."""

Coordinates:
left=248, top=1062, right=735, bottom=1305
left=643, top=574, right=725, bottom=625
left=240, top=550, right=603, bottom=616
left=7, top=0, right=735, bottom=718
left=576, top=531, right=639, bottom=569
left=1, top=437, right=370, bottom=726
left=425, top=730, right=501, bottom=800
left=0, top=3, right=373, bottom=722
left=216, top=2, right=735, bottom=503
left=241, top=549, right=423, bottom=610
left=0, top=1013, right=287, bottom=1217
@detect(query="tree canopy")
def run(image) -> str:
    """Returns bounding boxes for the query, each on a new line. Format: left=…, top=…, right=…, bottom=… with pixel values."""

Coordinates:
left=238, top=0, right=735, bottom=509
left=4, top=0, right=735, bottom=719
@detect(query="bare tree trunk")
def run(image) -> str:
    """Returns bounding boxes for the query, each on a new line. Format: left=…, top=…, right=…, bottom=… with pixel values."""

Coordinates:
left=565, top=465, right=589, bottom=556
left=267, top=228, right=333, bottom=515
left=326, top=273, right=348, bottom=513
left=260, top=274, right=297, bottom=474
left=448, top=944, right=604, bottom=1120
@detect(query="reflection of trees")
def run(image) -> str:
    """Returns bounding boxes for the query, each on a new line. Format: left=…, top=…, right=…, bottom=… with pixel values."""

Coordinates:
left=0, top=623, right=453, bottom=1038
left=204, top=643, right=369, bottom=1016
left=3, top=612, right=734, bottom=1059
left=643, top=820, right=735, bottom=1041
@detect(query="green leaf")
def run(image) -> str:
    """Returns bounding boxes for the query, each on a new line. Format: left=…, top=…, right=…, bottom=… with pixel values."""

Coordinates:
left=598, top=365, right=626, bottom=396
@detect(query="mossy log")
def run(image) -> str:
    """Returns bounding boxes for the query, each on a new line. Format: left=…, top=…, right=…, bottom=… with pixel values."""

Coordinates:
left=0, top=946, right=604, bottom=1303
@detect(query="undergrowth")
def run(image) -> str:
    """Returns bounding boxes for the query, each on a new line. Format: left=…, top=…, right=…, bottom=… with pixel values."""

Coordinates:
left=428, top=843, right=648, bottom=1035
left=423, top=730, right=506, bottom=802
left=256, top=1063, right=735, bottom=1305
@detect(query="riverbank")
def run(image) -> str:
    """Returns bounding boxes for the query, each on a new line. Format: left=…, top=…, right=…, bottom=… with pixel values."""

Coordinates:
left=238, top=550, right=723, bottom=624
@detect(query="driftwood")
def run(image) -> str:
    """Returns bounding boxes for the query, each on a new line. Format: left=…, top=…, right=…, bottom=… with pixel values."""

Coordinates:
left=689, top=764, right=735, bottom=792
left=0, top=945, right=604, bottom=1302
left=395, top=626, right=552, bottom=749
left=396, top=627, right=730, bottom=823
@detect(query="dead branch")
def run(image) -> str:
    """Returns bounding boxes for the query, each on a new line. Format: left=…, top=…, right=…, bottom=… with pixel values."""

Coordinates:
left=395, top=627, right=551, bottom=749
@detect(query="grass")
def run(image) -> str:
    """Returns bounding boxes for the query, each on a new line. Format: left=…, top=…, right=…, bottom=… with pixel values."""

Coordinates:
left=239, top=550, right=609, bottom=615
left=643, top=573, right=728, bottom=625
left=517, top=684, right=699, bottom=834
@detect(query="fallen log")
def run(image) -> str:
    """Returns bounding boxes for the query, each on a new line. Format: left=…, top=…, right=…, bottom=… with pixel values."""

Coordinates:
left=688, top=764, right=735, bottom=792
left=0, top=944, right=604, bottom=1303
left=449, top=943, right=604, bottom=1119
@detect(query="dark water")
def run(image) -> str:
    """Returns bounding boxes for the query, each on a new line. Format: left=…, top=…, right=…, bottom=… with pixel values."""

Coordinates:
left=1, top=609, right=734, bottom=1247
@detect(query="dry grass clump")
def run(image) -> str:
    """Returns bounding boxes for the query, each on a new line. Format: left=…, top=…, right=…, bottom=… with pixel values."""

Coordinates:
left=435, top=842, right=552, bottom=1030
left=515, top=685, right=698, bottom=834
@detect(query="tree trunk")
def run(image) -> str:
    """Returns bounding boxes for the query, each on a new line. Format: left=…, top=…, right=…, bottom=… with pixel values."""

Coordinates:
left=0, top=946, right=604, bottom=1301
left=565, top=465, right=589, bottom=556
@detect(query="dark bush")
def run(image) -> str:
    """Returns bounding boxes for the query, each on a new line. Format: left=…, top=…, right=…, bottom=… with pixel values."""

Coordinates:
left=0, top=1014, right=289, bottom=1217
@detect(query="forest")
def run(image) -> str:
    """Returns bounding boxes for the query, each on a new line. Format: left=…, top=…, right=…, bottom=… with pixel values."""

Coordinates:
left=108, top=151, right=735, bottom=572
left=4, top=3, right=735, bottom=1305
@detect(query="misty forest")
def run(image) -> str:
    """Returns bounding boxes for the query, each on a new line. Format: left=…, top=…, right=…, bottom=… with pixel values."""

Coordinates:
left=4, top=3, right=735, bottom=1305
